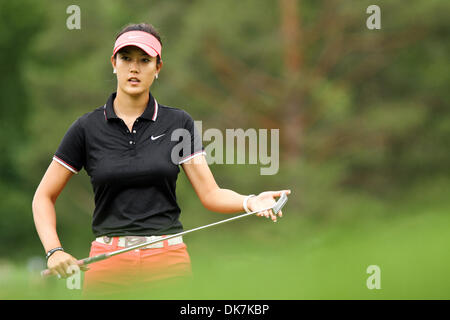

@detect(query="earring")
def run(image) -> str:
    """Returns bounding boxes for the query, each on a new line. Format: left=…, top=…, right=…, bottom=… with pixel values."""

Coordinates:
left=155, top=74, right=158, bottom=79
left=113, top=69, right=117, bottom=74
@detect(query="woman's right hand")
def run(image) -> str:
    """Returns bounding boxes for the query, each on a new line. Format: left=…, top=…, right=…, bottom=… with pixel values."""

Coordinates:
left=47, top=251, right=89, bottom=278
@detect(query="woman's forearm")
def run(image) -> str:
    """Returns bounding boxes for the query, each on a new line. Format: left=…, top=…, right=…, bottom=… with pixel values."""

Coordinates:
left=32, top=194, right=62, bottom=253
left=202, top=187, right=291, bottom=222
left=202, top=188, right=249, bottom=213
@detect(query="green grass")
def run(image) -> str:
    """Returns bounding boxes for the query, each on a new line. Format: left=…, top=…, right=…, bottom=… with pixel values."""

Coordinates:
left=2, top=199, right=450, bottom=300
left=184, top=206, right=450, bottom=300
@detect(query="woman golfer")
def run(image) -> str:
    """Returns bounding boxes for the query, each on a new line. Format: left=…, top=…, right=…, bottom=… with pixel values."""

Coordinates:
left=32, top=23, right=291, bottom=294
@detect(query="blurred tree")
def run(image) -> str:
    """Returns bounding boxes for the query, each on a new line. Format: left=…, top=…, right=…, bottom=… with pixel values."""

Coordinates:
left=0, top=1, right=46, bottom=256
left=166, top=0, right=450, bottom=192
left=0, top=1, right=44, bottom=181
left=279, top=0, right=303, bottom=160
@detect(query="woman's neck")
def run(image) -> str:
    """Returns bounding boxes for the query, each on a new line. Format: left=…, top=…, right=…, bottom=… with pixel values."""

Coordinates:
left=114, top=88, right=149, bottom=119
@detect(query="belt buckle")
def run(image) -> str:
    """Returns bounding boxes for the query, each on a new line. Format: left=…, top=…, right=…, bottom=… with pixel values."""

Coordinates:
left=102, top=236, right=111, bottom=244
left=146, top=236, right=164, bottom=249
left=124, top=236, right=147, bottom=248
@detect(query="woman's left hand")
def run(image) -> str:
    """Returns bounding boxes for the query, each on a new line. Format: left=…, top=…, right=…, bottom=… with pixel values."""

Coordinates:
left=247, top=190, right=291, bottom=222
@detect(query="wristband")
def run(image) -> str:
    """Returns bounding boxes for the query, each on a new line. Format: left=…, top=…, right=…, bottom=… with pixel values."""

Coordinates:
left=46, top=247, right=64, bottom=260
left=243, top=194, right=256, bottom=213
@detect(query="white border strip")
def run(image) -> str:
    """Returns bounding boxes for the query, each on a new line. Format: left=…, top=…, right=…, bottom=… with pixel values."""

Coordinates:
left=179, top=151, right=206, bottom=164
left=53, top=156, right=79, bottom=174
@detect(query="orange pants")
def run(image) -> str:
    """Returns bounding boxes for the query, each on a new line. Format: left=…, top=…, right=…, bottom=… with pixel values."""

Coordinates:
left=82, top=236, right=192, bottom=297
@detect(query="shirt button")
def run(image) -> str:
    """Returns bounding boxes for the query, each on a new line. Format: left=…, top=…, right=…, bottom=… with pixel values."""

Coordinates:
left=133, top=130, right=136, bottom=134
left=129, top=141, right=133, bottom=145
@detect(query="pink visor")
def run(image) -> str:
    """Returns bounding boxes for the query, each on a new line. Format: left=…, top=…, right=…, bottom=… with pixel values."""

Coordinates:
left=113, top=31, right=162, bottom=58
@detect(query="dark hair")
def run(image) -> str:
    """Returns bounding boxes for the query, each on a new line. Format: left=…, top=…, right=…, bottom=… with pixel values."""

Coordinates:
left=114, top=23, right=162, bottom=65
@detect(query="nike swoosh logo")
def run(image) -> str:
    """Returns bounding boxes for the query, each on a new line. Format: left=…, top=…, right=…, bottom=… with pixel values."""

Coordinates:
left=151, top=134, right=166, bottom=141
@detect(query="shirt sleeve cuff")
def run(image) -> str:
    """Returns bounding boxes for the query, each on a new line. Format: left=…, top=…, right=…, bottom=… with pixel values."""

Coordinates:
left=53, top=155, right=79, bottom=174
left=178, top=150, right=206, bottom=164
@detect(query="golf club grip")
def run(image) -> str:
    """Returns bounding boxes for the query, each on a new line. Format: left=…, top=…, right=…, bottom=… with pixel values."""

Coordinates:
left=81, top=253, right=108, bottom=265
left=39, top=254, right=108, bottom=278
left=40, top=259, right=84, bottom=278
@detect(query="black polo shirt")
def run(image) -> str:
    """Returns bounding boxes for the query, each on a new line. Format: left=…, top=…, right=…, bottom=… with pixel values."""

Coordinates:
left=53, top=92, right=205, bottom=237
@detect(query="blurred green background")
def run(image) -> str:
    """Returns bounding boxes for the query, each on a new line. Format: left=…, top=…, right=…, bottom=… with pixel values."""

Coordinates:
left=1, top=0, right=449, bottom=299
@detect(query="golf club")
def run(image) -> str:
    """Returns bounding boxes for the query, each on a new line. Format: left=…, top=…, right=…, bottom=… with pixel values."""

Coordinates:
left=41, top=192, right=289, bottom=278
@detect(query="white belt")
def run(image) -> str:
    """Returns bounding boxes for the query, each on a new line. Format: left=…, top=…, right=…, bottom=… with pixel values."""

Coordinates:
left=95, top=235, right=183, bottom=249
